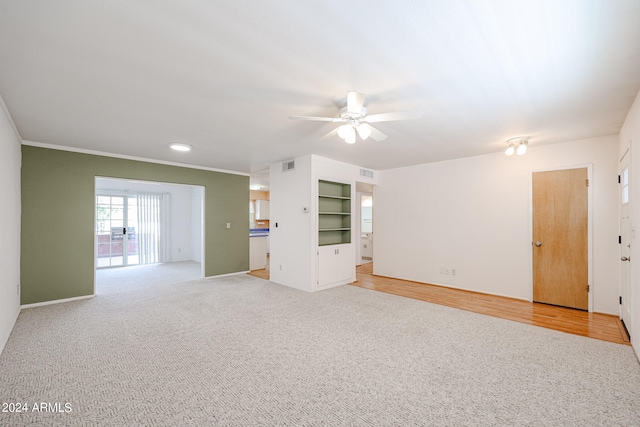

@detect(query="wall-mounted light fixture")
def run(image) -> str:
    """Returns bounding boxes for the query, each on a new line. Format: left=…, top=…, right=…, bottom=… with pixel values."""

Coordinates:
left=505, top=137, right=529, bottom=156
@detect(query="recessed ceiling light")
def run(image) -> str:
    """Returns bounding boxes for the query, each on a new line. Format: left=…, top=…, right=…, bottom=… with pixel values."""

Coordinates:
left=249, top=185, right=261, bottom=190
left=168, top=142, right=192, bottom=152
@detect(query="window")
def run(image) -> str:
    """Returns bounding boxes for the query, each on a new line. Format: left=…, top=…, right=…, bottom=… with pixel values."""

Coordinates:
left=622, top=167, right=629, bottom=205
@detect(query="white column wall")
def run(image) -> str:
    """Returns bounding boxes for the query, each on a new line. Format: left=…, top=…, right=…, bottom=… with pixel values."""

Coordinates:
left=190, top=186, right=203, bottom=263
left=0, top=96, right=21, bottom=355
left=269, top=155, right=378, bottom=292
left=269, top=155, right=314, bottom=291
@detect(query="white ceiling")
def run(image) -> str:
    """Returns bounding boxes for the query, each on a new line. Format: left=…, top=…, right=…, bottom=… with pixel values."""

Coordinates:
left=1, top=1, right=639, bottom=187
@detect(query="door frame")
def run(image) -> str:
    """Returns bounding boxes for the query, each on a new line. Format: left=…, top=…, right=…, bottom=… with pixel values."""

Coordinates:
left=93, top=177, right=206, bottom=296
left=528, top=164, right=594, bottom=312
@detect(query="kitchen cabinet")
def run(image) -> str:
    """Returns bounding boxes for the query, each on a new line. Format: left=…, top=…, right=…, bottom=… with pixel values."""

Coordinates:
left=256, top=200, right=270, bottom=220
left=250, top=236, right=267, bottom=270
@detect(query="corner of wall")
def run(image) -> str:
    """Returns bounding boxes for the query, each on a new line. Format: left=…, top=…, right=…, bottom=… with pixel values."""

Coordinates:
left=0, top=92, right=22, bottom=355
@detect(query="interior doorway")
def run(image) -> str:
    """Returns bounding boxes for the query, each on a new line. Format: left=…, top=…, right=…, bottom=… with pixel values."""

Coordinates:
left=532, top=167, right=590, bottom=310
left=356, top=182, right=374, bottom=266
left=361, top=195, right=373, bottom=262
left=94, top=177, right=204, bottom=294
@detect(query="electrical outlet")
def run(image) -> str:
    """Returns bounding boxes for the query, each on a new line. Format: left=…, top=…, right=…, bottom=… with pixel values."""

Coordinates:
left=279, top=265, right=282, bottom=270
left=178, top=248, right=182, bottom=253
left=226, top=222, right=231, bottom=229
left=451, top=268, right=456, bottom=276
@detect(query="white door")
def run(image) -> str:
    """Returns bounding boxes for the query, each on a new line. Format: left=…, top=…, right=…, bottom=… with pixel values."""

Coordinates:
left=620, top=150, right=632, bottom=333
left=96, top=195, right=138, bottom=268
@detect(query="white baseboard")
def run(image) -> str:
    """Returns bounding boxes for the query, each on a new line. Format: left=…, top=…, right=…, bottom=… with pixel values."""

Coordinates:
left=21, top=294, right=94, bottom=310
left=0, top=305, right=20, bottom=356
left=205, top=270, right=250, bottom=279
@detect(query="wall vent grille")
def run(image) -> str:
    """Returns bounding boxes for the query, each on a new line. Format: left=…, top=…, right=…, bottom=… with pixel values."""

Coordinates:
left=282, top=160, right=295, bottom=172
left=360, top=169, right=374, bottom=178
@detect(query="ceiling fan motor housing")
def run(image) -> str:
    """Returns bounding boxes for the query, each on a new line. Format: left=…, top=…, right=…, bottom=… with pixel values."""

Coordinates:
left=339, top=106, right=367, bottom=121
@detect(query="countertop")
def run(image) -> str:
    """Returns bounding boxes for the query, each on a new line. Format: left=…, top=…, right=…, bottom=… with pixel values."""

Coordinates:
left=250, top=228, right=269, bottom=237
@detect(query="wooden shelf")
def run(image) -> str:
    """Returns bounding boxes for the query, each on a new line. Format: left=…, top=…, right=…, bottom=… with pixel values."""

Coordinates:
left=318, top=180, right=351, bottom=246
left=319, top=194, right=350, bottom=200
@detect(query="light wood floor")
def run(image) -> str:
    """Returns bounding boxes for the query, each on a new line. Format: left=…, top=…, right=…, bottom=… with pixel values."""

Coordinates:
left=249, top=262, right=630, bottom=346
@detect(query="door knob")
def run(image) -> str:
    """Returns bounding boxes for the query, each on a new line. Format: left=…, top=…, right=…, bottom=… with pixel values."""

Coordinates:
left=621, top=256, right=630, bottom=262
left=535, top=241, right=542, bottom=247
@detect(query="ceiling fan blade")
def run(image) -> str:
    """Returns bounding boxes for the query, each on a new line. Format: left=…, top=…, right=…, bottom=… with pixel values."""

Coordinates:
left=364, top=110, right=422, bottom=123
left=320, top=128, right=339, bottom=140
left=347, top=91, right=366, bottom=115
left=289, top=115, right=345, bottom=122
left=368, top=125, right=387, bottom=141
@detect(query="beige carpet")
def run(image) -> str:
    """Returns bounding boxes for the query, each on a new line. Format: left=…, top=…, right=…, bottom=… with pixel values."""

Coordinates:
left=96, top=261, right=202, bottom=294
left=1, top=273, right=639, bottom=426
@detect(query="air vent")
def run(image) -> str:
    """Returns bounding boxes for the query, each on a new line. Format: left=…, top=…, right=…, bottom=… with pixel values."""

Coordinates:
left=360, top=168, right=374, bottom=178
left=282, top=160, right=295, bottom=172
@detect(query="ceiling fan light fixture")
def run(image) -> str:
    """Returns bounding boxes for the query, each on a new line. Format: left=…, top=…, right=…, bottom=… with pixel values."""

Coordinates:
left=290, top=90, right=417, bottom=143
left=345, top=127, right=356, bottom=144
left=357, top=123, right=372, bottom=140
left=337, top=124, right=351, bottom=139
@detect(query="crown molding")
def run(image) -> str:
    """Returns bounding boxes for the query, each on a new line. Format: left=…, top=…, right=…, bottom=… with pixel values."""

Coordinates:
left=21, top=140, right=250, bottom=177
left=0, top=93, right=23, bottom=143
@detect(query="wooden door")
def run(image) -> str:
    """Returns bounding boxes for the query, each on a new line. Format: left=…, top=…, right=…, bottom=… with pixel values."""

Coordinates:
left=532, top=168, right=588, bottom=310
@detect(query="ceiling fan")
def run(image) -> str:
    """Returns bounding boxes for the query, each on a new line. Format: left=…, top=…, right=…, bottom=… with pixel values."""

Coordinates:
left=289, top=91, right=422, bottom=143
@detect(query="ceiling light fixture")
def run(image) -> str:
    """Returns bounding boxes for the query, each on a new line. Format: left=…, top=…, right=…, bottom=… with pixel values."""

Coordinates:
left=344, top=126, right=357, bottom=144
left=357, top=123, right=372, bottom=140
left=168, top=142, right=192, bottom=152
left=505, top=137, right=529, bottom=156
left=337, top=121, right=369, bottom=144
left=337, top=124, right=351, bottom=139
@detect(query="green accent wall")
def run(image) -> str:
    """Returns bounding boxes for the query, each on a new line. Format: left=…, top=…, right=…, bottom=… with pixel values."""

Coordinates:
left=21, top=146, right=249, bottom=305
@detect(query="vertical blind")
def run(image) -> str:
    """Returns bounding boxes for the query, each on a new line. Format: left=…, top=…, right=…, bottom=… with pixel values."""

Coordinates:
left=137, top=193, right=164, bottom=265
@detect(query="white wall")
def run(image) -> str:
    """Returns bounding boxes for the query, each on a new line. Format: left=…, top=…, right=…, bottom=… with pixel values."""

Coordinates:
left=375, top=135, right=619, bottom=314
left=168, top=184, right=192, bottom=262
left=0, top=96, right=22, bottom=355
left=620, top=88, right=640, bottom=360
left=269, top=155, right=314, bottom=291
left=190, top=186, right=203, bottom=263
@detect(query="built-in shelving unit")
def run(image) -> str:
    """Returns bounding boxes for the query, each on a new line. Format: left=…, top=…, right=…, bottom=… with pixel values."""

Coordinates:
left=318, top=180, right=351, bottom=246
